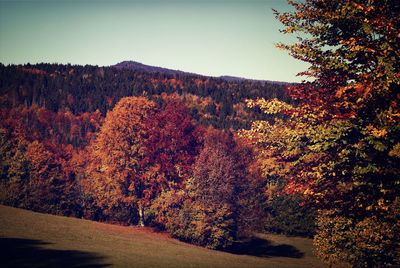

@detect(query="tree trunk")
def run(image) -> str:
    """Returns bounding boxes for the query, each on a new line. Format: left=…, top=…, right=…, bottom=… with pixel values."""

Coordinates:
left=138, top=203, right=145, bottom=227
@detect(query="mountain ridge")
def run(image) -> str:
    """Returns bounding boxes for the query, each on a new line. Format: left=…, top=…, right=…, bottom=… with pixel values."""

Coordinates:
left=112, top=60, right=290, bottom=85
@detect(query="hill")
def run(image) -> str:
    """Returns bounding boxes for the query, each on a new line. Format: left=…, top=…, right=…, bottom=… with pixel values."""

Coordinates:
left=113, top=61, right=190, bottom=76
left=113, top=61, right=289, bottom=85
left=0, top=205, right=326, bottom=268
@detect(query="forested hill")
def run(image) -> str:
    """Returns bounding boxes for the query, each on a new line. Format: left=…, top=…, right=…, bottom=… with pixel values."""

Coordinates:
left=113, top=60, right=190, bottom=76
left=114, top=60, right=287, bottom=85
left=0, top=62, right=291, bottom=129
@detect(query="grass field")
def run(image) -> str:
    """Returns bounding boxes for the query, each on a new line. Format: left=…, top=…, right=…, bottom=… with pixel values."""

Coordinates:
left=0, top=205, right=326, bottom=267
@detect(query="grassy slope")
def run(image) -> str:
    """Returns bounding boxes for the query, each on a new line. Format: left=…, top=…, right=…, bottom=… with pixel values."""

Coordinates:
left=0, top=205, right=326, bottom=268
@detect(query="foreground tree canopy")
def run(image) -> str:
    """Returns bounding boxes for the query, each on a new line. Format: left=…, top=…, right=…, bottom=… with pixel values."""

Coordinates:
left=242, top=0, right=399, bottom=266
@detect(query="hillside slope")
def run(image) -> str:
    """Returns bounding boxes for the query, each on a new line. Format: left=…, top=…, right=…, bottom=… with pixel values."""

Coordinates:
left=0, top=205, right=325, bottom=267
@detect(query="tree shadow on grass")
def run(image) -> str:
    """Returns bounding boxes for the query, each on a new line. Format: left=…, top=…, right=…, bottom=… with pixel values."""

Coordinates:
left=0, top=237, right=111, bottom=267
left=226, top=237, right=304, bottom=259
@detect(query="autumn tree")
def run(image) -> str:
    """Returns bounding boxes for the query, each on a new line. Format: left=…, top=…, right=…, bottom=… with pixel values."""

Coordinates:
left=153, top=127, right=262, bottom=249
left=0, top=125, right=29, bottom=206
left=24, top=141, right=80, bottom=215
left=242, top=0, right=399, bottom=266
left=190, top=128, right=241, bottom=248
left=142, top=95, right=200, bottom=194
left=0, top=107, right=82, bottom=216
left=85, top=96, right=156, bottom=226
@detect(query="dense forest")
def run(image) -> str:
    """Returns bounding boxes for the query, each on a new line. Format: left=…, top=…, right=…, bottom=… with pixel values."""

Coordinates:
left=1, top=0, right=399, bottom=267
left=0, top=62, right=290, bottom=130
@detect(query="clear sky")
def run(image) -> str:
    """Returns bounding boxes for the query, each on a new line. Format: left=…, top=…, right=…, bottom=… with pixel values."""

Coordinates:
left=0, top=0, right=308, bottom=82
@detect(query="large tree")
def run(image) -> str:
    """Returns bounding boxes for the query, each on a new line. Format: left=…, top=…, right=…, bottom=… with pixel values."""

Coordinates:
left=242, top=0, right=400, bottom=266
left=153, top=127, right=262, bottom=249
left=85, top=96, right=156, bottom=226
left=194, top=128, right=264, bottom=240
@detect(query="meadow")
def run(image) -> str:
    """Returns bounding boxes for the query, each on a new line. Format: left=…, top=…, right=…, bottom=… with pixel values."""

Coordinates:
left=0, top=205, right=326, bottom=268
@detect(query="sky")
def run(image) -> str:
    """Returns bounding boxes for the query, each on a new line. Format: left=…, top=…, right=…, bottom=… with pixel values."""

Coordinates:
left=0, top=0, right=308, bottom=82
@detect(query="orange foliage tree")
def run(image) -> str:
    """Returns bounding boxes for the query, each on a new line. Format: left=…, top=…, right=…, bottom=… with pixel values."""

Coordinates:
left=84, top=96, right=156, bottom=226
left=0, top=104, right=99, bottom=216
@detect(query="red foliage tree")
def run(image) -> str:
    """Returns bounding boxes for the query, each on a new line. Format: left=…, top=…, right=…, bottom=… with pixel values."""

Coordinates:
left=142, top=96, right=200, bottom=192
